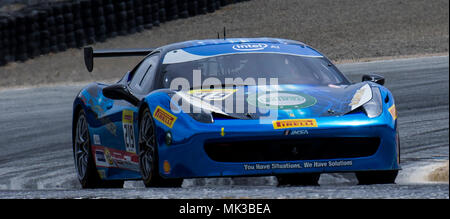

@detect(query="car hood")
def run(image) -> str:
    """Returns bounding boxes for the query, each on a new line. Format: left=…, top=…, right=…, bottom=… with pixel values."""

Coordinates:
left=172, top=83, right=373, bottom=120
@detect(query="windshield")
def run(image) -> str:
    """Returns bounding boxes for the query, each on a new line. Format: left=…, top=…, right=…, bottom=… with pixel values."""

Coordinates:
left=158, top=53, right=350, bottom=89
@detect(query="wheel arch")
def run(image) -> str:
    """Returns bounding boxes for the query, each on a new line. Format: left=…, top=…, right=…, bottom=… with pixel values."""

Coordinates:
left=137, top=101, right=153, bottom=154
left=72, top=100, right=85, bottom=151
left=137, top=101, right=150, bottom=124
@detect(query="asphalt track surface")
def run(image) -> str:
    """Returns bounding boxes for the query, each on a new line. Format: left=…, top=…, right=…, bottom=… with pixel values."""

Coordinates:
left=0, top=56, right=448, bottom=198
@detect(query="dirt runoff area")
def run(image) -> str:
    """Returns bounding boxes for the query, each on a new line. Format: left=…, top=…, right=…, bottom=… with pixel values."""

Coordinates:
left=0, top=0, right=448, bottom=88
left=428, top=161, right=449, bottom=183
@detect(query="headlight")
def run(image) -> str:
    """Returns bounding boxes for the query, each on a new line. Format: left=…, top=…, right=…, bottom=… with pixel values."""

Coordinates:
left=187, top=107, right=214, bottom=123
left=362, top=87, right=382, bottom=118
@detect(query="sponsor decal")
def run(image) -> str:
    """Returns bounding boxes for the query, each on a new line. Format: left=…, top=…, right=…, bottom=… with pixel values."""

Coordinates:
left=388, top=104, right=397, bottom=120
left=247, top=91, right=317, bottom=110
left=349, top=84, right=372, bottom=110
left=93, top=146, right=139, bottom=172
left=243, top=160, right=353, bottom=171
left=244, top=163, right=302, bottom=171
left=221, top=127, right=225, bottom=137
left=303, top=160, right=353, bottom=168
left=122, top=110, right=133, bottom=123
left=188, top=89, right=237, bottom=101
left=153, top=106, right=178, bottom=128
left=122, top=110, right=136, bottom=153
left=232, top=43, right=268, bottom=51
left=175, top=91, right=228, bottom=115
left=273, top=119, right=318, bottom=129
left=104, top=148, right=114, bottom=166
left=95, top=150, right=106, bottom=163
left=93, top=134, right=101, bottom=145
left=283, top=129, right=309, bottom=136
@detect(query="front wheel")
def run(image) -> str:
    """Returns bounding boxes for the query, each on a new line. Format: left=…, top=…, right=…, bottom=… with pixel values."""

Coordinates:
left=355, top=170, right=398, bottom=185
left=138, top=107, right=183, bottom=187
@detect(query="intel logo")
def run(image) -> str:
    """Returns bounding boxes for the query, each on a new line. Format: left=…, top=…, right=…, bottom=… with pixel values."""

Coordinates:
left=232, top=43, right=268, bottom=51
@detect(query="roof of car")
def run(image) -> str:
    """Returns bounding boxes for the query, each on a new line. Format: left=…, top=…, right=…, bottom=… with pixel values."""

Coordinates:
left=157, top=38, right=324, bottom=64
left=159, top=37, right=309, bottom=51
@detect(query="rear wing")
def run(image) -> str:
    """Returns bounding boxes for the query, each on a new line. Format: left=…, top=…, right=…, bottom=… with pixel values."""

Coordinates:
left=84, top=47, right=154, bottom=72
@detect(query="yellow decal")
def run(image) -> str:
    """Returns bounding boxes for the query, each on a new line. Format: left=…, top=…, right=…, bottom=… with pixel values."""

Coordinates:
left=221, top=127, right=225, bottom=137
left=273, top=119, right=318, bottom=129
left=163, top=160, right=171, bottom=174
left=153, top=106, right=177, bottom=128
left=97, top=170, right=106, bottom=179
left=122, top=110, right=133, bottom=124
left=188, top=89, right=237, bottom=100
left=104, top=148, right=114, bottom=165
left=388, top=104, right=398, bottom=120
left=122, top=110, right=136, bottom=154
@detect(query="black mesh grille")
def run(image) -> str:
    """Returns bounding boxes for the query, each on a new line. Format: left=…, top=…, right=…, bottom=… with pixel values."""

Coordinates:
left=204, top=137, right=380, bottom=162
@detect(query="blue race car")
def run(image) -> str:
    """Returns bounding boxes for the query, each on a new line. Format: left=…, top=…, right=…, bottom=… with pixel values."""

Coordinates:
left=72, top=38, right=400, bottom=188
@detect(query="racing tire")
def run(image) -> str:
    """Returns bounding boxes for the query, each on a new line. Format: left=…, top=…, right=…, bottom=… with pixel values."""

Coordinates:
left=50, top=45, right=59, bottom=53
left=105, top=4, right=115, bottom=14
left=198, top=0, right=207, bottom=14
left=135, top=16, right=144, bottom=32
left=159, top=8, right=166, bottom=23
left=188, top=1, right=198, bottom=16
left=138, top=107, right=183, bottom=188
left=73, top=109, right=124, bottom=189
left=47, top=16, right=55, bottom=27
left=277, top=173, right=320, bottom=186
left=355, top=170, right=398, bottom=185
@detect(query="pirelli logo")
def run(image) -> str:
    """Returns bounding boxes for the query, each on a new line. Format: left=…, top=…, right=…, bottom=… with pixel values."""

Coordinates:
left=388, top=104, right=398, bottom=120
left=153, top=106, right=177, bottom=128
left=272, top=119, right=318, bottom=129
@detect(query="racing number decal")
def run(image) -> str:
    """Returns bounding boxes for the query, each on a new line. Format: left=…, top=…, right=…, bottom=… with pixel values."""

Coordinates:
left=188, top=89, right=237, bottom=101
left=194, top=91, right=226, bottom=100
left=122, top=110, right=136, bottom=154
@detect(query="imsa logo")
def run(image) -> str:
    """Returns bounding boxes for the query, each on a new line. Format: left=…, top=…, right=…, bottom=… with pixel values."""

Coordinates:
left=284, top=129, right=309, bottom=136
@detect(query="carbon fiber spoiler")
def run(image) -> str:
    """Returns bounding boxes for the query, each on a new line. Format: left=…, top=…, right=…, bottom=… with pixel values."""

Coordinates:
left=84, top=47, right=154, bottom=72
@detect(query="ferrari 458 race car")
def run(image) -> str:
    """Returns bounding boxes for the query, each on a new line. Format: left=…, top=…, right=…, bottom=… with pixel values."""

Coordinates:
left=72, top=38, right=400, bottom=188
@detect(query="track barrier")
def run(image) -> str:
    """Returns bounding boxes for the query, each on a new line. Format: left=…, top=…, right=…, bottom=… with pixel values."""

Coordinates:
left=0, top=0, right=250, bottom=66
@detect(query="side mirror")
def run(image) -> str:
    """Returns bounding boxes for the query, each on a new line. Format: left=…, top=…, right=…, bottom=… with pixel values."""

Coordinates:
left=102, top=84, right=140, bottom=106
left=362, top=74, right=385, bottom=85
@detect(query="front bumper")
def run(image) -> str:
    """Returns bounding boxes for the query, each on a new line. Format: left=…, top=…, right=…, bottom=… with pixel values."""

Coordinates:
left=156, top=111, right=400, bottom=179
